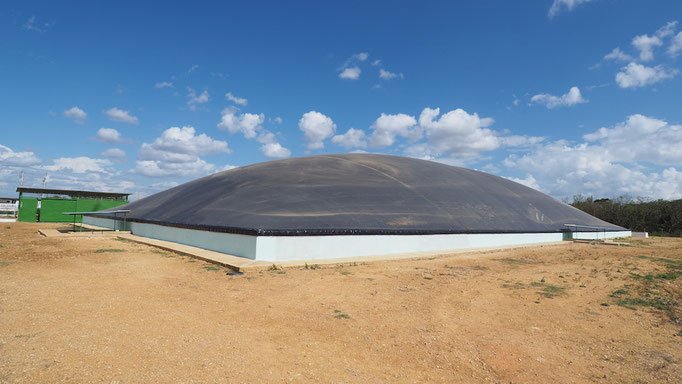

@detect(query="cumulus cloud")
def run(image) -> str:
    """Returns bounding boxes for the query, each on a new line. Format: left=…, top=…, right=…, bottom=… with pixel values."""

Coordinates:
left=261, top=142, right=291, bottom=159
left=43, top=157, right=111, bottom=174
left=632, top=34, right=663, bottom=62
left=135, top=126, right=229, bottom=178
left=379, top=69, right=404, bottom=80
left=530, top=86, right=587, bottom=109
left=503, top=114, right=682, bottom=200
left=186, top=88, right=210, bottom=111
left=369, top=113, right=418, bottom=148
left=505, top=174, right=542, bottom=191
left=94, top=128, right=121, bottom=143
left=669, top=32, right=682, bottom=57
left=339, top=66, right=361, bottom=80
left=299, top=111, right=337, bottom=150
left=135, top=158, right=215, bottom=178
left=0, top=144, right=41, bottom=166
left=64, top=106, right=87, bottom=123
left=417, top=108, right=499, bottom=157
left=218, top=109, right=290, bottom=159
left=218, top=109, right=264, bottom=139
left=548, top=0, right=592, bottom=18
left=338, top=52, right=369, bottom=80
left=225, top=92, right=248, bottom=106
left=332, top=128, right=367, bottom=149
left=582, top=114, right=682, bottom=165
left=106, top=107, right=139, bottom=124
left=615, top=62, right=678, bottom=88
left=604, top=47, right=633, bottom=62
left=140, top=126, right=229, bottom=157
left=154, top=81, right=173, bottom=88
left=101, top=148, right=126, bottom=162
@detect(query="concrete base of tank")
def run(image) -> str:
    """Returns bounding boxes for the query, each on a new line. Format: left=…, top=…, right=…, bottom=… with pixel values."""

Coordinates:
left=84, top=216, right=631, bottom=262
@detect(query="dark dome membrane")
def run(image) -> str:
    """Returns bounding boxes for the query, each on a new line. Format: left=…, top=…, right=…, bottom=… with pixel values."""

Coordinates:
left=100, top=154, right=625, bottom=235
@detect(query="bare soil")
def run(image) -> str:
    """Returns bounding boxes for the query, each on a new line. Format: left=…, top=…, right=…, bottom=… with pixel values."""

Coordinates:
left=1, top=222, right=681, bottom=383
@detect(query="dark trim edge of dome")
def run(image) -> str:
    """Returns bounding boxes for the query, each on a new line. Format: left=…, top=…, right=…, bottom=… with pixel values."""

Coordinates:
left=85, top=215, right=627, bottom=236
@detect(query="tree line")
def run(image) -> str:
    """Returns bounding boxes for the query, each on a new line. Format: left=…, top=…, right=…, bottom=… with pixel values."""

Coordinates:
left=570, top=196, right=682, bottom=236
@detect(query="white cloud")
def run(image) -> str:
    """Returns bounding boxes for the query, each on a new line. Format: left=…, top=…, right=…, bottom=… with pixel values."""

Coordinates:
left=338, top=52, right=369, bottom=80
left=369, top=113, right=418, bottom=147
left=218, top=109, right=264, bottom=139
left=261, top=142, right=291, bottom=159
left=417, top=108, right=498, bottom=157
left=503, top=114, right=682, bottom=200
left=94, top=128, right=121, bottom=143
left=371, top=59, right=382, bottom=66
left=225, top=92, right=248, bottom=106
left=501, top=135, right=545, bottom=147
left=655, top=21, right=678, bottom=39
left=530, top=86, right=587, bottom=109
left=339, top=66, right=361, bottom=80
left=140, top=126, right=229, bottom=158
left=632, top=34, right=662, bottom=62
left=186, top=88, right=210, bottom=111
left=23, top=16, right=51, bottom=33
left=43, top=157, right=111, bottom=174
left=187, top=65, right=199, bottom=73
left=101, top=148, right=126, bottom=162
left=64, top=106, right=87, bottom=123
left=135, top=126, right=228, bottom=178
left=299, top=111, right=337, bottom=150
left=272, top=117, right=283, bottom=124
left=615, top=62, right=678, bottom=88
left=379, top=69, right=404, bottom=80
left=332, top=128, right=367, bottom=149
left=669, top=32, right=682, bottom=57
left=548, top=0, right=592, bottom=18
left=135, top=158, right=215, bottom=178
left=0, top=144, right=41, bottom=166
left=604, top=47, right=633, bottom=62
left=505, top=174, right=542, bottom=191
left=154, top=81, right=173, bottom=88
left=582, top=114, right=682, bottom=165
left=106, top=107, right=139, bottom=124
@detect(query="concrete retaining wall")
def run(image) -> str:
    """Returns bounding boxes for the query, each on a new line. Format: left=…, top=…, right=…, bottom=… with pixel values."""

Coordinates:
left=83, top=216, right=632, bottom=262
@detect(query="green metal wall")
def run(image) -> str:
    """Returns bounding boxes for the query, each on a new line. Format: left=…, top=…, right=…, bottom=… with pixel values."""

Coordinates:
left=39, top=199, right=127, bottom=223
left=17, top=197, right=38, bottom=222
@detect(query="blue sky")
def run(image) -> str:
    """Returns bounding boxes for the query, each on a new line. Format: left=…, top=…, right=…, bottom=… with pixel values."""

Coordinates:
left=2, top=0, right=682, bottom=200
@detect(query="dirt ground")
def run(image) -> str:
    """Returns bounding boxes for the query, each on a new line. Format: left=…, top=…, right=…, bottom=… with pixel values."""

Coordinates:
left=1, top=222, right=680, bottom=383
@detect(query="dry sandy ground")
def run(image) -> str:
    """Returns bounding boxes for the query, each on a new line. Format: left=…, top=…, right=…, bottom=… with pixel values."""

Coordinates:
left=1, top=222, right=681, bottom=383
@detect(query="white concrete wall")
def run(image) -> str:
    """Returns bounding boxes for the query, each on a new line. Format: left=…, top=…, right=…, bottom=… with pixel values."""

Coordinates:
left=83, top=216, right=632, bottom=261
left=255, top=232, right=563, bottom=261
left=572, top=231, right=631, bottom=240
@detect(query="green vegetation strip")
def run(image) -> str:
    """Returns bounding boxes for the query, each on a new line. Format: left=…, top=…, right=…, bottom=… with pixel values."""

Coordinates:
left=94, top=249, right=126, bottom=253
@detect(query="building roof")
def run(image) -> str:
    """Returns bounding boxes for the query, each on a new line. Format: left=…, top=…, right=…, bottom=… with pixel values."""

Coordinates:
left=16, top=187, right=130, bottom=199
left=94, top=154, right=625, bottom=236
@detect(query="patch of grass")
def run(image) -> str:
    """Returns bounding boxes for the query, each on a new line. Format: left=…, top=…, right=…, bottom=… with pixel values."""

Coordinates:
left=333, top=310, right=350, bottom=319
left=610, top=288, right=630, bottom=297
left=94, top=248, right=125, bottom=253
left=267, top=264, right=281, bottom=271
left=656, top=271, right=679, bottom=280
left=616, top=297, right=670, bottom=311
left=202, top=265, right=221, bottom=271
left=470, top=265, right=489, bottom=271
left=629, top=272, right=655, bottom=282
left=501, top=282, right=526, bottom=290
left=339, top=270, right=352, bottom=276
left=0, top=260, right=12, bottom=266
left=496, top=257, right=539, bottom=265
left=304, top=263, right=320, bottom=270
left=531, top=282, right=567, bottom=298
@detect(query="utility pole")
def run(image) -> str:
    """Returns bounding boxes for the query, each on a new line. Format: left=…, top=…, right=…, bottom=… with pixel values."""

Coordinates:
left=19, top=171, right=24, bottom=187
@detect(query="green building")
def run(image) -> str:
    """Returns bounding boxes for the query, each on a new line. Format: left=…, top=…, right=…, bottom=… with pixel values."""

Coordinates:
left=16, top=187, right=130, bottom=223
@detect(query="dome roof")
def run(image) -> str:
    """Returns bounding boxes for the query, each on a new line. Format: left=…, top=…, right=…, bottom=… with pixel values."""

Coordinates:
left=107, top=154, right=624, bottom=235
